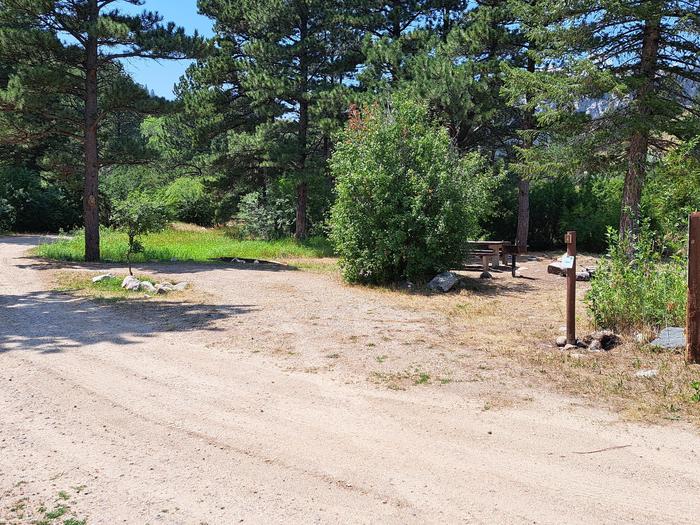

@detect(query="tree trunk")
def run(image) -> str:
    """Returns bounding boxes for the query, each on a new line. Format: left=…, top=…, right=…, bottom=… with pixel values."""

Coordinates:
left=516, top=55, right=536, bottom=250
left=516, top=179, right=530, bottom=249
left=295, top=95, right=309, bottom=240
left=295, top=7, right=309, bottom=241
left=619, top=16, right=660, bottom=247
left=83, top=0, right=100, bottom=262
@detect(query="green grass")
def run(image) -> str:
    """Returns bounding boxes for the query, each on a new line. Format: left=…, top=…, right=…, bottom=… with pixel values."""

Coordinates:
left=34, top=227, right=335, bottom=263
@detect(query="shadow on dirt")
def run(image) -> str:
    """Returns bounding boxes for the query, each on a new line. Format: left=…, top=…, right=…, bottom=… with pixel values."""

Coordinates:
left=0, top=290, right=256, bottom=354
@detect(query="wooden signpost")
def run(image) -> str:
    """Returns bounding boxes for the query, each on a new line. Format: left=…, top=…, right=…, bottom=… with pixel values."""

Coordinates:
left=688, top=213, right=700, bottom=364
left=565, top=231, right=577, bottom=346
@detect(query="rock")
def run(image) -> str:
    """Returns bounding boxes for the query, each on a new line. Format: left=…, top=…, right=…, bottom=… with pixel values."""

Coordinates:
left=649, top=327, right=685, bottom=350
left=155, top=283, right=176, bottom=294
left=173, top=282, right=189, bottom=292
left=121, top=275, right=141, bottom=291
left=427, top=271, right=460, bottom=292
left=635, top=369, right=658, bottom=378
left=555, top=336, right=567, bottom=347
left=583, top=330, right=621, bottom=350
left=139, top=281, right=157, bottom=293
left=585, top=266, right=597, bottom=278
left=563, top=344, right=577, bottom=351
left=576, top=271, right=591, bottom=282
left=547, top=262, right=567, bottom=276
left=588, top=339, right=602, bottom=352
left=92, top=273, right=114, bottom=283
left=479, top=271, right=492, bottom=279
left=254, top=260, right=260, bottom=264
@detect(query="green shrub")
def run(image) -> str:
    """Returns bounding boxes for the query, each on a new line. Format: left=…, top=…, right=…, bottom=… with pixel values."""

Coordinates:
left=161, top=177, right=215, bottom=226
left=329, top=95, right=495, bottom=284
left=586, top=228, right=686, bottom=333
left=0, top=197, right=15, bottom=232
left=0, top=166, right=80, bottom=232
left=111, top=193, right=170, bottom=275
left=236, top=190, right=295, bottom=240
left=643, top=137, right=700, bottom=245
left=560, top=175, right=621, bottom=253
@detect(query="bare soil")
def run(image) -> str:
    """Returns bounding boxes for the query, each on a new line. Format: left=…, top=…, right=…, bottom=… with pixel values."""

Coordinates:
left=2, top=235, right=700, bottom=524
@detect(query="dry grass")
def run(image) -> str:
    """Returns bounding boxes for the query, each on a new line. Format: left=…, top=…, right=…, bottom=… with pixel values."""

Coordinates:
left=374, top=253, right=700, bottom=426
left=52, top=271, right=194, bottom=302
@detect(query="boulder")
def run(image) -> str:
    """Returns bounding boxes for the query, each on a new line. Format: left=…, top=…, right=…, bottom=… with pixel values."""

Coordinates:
left=649, top=327, right=685, bottom=350
left=121, top=275, right=141, bottom=291
left=92, top=273, right=114, bottom=283
left=555, top=336, right=567, bottom=347
left=173, top=282, right=189, bottom=292
left=576, top=271, right=591, bottom=282
left=139, top=281, right=157, bottom=293
left=155, top=282, right=176, bottom=294
left=427, top=272, right=460, bottom=292
left=547, top=262, right=567, bottom=277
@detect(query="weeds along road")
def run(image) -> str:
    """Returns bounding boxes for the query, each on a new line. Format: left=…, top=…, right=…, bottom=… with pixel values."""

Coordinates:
left=2, top=235, right=700, bottom=524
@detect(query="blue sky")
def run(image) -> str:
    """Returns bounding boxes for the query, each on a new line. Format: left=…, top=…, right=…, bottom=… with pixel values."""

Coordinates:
left=119, top=1, right=214, bottom=99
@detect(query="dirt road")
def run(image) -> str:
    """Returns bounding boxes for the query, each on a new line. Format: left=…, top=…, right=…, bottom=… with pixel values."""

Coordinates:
left=2, top=236, right=700, bottom=524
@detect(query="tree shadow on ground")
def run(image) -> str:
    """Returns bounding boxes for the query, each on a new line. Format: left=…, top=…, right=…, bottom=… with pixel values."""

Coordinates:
left=14, top=257, right=298, bottom=275
left=0, top=290, right=256, bottom=355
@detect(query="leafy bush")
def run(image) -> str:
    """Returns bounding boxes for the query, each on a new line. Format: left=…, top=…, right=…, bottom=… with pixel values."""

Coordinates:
left=643, top=137, right=700, bottom=244
left=0, top=166, right=80, bottom=232
left=111, top=193, right=170, bottom=275
left=236, top=190, right=295, bottom=240
left=586, top=228, right=686, bottom=333
left=329, top=95, right=495, bottom=284
left=161, top=177, right=215, bottom=226
left=0, top=197, right=16, bottom=232
left=560, top=175, right=621, bottom=253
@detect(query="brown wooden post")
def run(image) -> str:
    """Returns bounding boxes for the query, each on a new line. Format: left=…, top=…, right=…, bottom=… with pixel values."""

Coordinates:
left=565, top=231, right=577, bottom=345
left=687, top=213, right=700, bottom=364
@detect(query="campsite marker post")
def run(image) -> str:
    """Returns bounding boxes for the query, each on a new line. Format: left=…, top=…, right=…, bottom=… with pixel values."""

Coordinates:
left=688, top=213, right=700, bottom=364
left=565, top=231, right=577, bottom=346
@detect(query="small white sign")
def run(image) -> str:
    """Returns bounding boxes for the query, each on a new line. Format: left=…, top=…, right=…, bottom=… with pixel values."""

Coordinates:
left=561, top=255, right=576, bottom=269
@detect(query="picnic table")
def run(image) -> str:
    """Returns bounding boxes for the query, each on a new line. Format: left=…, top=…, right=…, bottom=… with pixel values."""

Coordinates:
left=466, top=240, right=526, bottom=277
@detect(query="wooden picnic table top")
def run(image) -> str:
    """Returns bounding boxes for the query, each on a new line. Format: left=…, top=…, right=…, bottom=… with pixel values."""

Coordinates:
left=466, top=240, right=512, bottom=246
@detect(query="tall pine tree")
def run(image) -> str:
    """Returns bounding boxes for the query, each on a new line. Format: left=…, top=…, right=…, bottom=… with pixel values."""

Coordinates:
left=513, top=0, right=700, bottom=246
left=0, top=0, right=204, bottom=260
left=198, top=0, right=362, bottom=239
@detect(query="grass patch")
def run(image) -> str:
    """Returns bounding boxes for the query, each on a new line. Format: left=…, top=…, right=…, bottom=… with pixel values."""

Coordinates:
left=34, top=227, right=334, bottom=263
left=55, top=272, right=169, bottom=301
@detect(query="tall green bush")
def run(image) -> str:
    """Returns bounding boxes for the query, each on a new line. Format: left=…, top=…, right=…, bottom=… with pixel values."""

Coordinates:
left=330, top=95, right=495, bottom=284
left=586, top=228, right=686, bottom=334
left=161, top=177, right=215, bottom=226
left=0, top=166, right=80, bottom=232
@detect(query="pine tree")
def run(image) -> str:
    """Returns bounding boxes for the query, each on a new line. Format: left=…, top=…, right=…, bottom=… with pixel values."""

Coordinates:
left=513, top=0, right=700, bottom=246
left=198, top=0, right=362, bottom=239
left=0, top=0, right=204, bottom=261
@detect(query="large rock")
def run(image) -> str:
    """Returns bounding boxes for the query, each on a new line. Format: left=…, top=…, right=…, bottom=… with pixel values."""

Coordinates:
left=139, top=281, right=157, bottom=294
left=427, top=272, right=460, bottom=293
left=155, top=282, right=176, bottom=294
left=547, top=262, right=567, bottom=277
left=173, top=282, right=189, bottom=292
left=92, top=273, right=114, bottom=283
left=121, top=275, right=141, bottom=291
left=650, top=327, right=685, bottom=350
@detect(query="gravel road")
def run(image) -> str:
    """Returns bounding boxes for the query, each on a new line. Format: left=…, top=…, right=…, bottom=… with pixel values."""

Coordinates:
left=2, top=235, right=700, bottom=524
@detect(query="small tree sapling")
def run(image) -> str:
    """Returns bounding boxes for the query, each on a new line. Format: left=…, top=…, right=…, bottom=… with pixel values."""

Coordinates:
left=112, top=193, right=169, bottom=276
